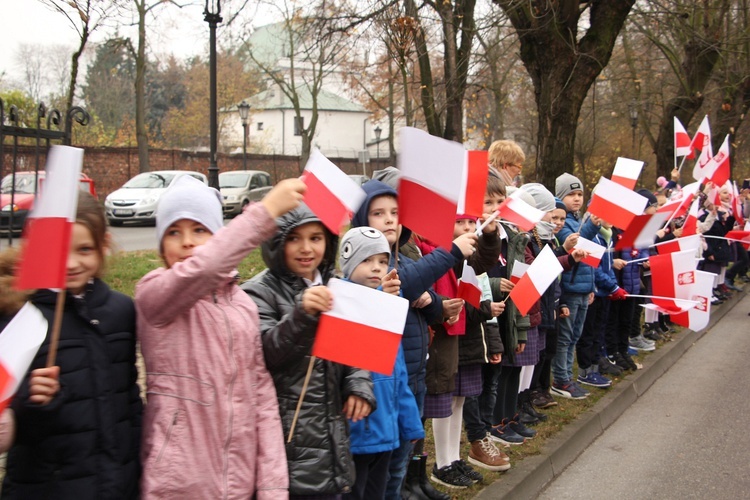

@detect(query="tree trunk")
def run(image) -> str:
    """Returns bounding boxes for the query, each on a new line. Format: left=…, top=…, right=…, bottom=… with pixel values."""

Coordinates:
left=66, top=26, right=89, bottom=113
left=135, top=1, right=150, bottom=173
left=495, top=0, right=636, bottom=189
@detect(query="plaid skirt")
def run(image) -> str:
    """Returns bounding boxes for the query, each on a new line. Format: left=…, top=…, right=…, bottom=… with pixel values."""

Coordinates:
left=503, top=326, right=540, bottom=367
left=423, top=364, right=482, bottom=419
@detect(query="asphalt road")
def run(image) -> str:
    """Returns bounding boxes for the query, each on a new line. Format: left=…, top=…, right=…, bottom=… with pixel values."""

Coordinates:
left=537, top=294, right=750, bottom=499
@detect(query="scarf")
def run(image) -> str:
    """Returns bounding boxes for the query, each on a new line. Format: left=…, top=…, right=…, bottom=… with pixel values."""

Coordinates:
left=414, top=237, right=466, bottom=335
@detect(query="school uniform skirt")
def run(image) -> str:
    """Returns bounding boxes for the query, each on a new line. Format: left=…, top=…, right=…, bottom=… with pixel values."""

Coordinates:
left=423, top=364, right=482, bottom=418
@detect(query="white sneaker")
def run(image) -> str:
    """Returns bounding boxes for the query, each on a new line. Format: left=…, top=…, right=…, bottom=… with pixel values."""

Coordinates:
left=629, top=334, right=655, bottom=351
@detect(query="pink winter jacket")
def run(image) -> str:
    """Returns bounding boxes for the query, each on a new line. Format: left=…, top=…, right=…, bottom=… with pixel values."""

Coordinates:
left=136, top=203, right=289, bottom=499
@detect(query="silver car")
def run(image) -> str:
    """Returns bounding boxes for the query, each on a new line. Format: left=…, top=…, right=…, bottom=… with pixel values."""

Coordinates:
left=104, top=170, right=208, bottom=226
left=219, top=170, right=273, bottom=217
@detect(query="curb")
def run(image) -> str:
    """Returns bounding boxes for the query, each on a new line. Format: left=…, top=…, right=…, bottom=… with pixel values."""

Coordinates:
left=475, top=288, right=748, bottom=499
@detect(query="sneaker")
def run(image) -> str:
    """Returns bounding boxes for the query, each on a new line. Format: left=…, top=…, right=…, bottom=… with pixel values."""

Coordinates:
left=629, top=334, right=656, bottom=351
left=551, top=380, right=588, bottom=400
left=621, top=352, right=639, bottom=371
left=489, top=423, right=525, bottom=445
left=725, top=279, right=742, bottom=292
left=644, top=328, right=662, bottom=342
left=515, top=408, right=539, bottom=425
left=610, top=353, right=631, bottom=372
left=469, top=434, right=511, bottom=471
left=506, top=418, right=537, bottom=439
left=598, top=356, right=623, bottom=376
left=711, top=294, right=725, bottom=305
left=578, top=370, right=612, bottom=388
left=453, top=459, right=483, bottom=483
left=627, top=346, right=639, bottom=356
left=521, top=401, right=548, bottom=422
left=718, top=283, right=734, bottom=295
left=431, top=463, right=473, bottom=489
left=531, top=389, right=558, bottom=408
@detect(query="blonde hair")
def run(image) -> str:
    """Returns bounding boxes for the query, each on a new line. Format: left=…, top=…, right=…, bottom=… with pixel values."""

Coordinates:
left=488, top=140, right=525, bottom=169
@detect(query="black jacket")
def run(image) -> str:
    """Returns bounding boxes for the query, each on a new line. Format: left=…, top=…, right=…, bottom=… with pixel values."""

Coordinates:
left=242, top=206, right=375, bottom=496
left=1, top=280, right=141, bottom=500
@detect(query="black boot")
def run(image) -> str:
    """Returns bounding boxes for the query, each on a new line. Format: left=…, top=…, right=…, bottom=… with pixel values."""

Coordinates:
left=417, top=454, right=450, bottom=500
left=402, top=456, right=429, bottom=500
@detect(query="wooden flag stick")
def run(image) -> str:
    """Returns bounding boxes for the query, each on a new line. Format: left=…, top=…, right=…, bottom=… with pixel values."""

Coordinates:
left=46, top=291, right=67, bottom=367
left=287, top=355, right=316, bottom=443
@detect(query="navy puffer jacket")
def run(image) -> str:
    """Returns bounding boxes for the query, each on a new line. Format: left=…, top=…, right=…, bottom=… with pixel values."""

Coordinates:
left=557, top=212, right=600, bottom=294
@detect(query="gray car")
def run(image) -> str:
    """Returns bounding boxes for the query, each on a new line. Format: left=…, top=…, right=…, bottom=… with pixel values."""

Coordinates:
left=219, top=170, right=273, bottom=217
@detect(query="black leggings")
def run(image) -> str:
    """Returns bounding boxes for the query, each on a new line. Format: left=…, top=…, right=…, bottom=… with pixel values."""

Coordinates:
left=493, top=365, right=521, bottom=424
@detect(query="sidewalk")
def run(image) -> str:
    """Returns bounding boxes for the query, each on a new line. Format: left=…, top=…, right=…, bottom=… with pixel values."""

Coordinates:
left=475, top=287, right=748, bottom=499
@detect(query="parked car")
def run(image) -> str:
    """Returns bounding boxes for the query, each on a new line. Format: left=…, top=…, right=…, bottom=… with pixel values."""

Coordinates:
left=219, top=170, right=273, bottom=217
left=348, top=174, right=370, bottom=186
left=0, top=171, right=97, bottom=233
left=104, top=170, right=207, bottom=226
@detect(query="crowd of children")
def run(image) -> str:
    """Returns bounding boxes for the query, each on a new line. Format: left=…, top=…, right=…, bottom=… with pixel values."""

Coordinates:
left=0, top=143, right=748, bottom=499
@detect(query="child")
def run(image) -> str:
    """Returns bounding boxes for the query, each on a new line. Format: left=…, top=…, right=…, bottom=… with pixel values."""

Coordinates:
left=1, top=192, right=142, bottom=499
left=338, top=227, right=424, bottom=500
left=136, top=176, right=300, bottom=498
left=243, top=204, right=376, bottom=499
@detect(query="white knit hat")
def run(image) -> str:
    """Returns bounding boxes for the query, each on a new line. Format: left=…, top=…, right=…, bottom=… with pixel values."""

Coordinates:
left=155, top=175, right=223, bottom=248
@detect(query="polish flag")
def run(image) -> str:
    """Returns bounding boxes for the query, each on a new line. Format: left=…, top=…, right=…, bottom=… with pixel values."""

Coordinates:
left=497, top=191, right=544, bottom=231
left=398, top=127, right=466, bottom=249
left=725, top=230, right=750, bottom=250
left=668, top=270, right=713, bottom=331
left=509, top=261, right=530, bottom=284
left=571, top=237, right=606, bottom=268
left=681, top=197, right=700, bottom=237
left=615, top=212, right=670, bottom=250
left=508, top=246, right=563, bottom=316
left=313, top=278, right=409, bottom=376
left=689, top=115, right=712, bottom=160
left=302, top=149, right=366, bottom=234
left=657, top=182, right=699, bottom=220
left=649, top=249, right=698, bottom=313
left=701, top=135, right=731, bottom=188
left=457, top=151, right=489, bottom=218
left=15, top=146, right=83, bottom=290
left=457, top=260, right=482, bottom=309
left=611, top=157, right=644, bottom=190
left=588, top=177, right=649, bottom=230
left=653, top=234, right=702, bottom=255
left=732, top=181, right=745, bottom=225
left=0, top=303, right=48, bottom=413
left=674, top=117, right=692, bottom=159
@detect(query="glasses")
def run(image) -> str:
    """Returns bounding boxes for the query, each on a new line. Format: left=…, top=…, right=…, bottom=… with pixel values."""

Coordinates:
left=505, top=163, right=522, bottom=171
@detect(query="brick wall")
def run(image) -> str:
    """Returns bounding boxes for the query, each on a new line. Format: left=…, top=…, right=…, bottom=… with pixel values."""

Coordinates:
left=1, top=146, right=392, bottom=199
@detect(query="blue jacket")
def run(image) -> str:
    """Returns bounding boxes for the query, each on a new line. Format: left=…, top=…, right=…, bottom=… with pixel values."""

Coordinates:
left=351, top=180, right=462, bottom=396
left=349, top=345, right=424, bottom=454
left=557, top=211, right=600, bottom=295
left=612, top=229, right=647, bottom=294
left=593, top=232, right=619, bottom=298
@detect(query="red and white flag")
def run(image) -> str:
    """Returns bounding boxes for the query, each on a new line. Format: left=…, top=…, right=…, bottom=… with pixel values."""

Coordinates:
left=0, top=303, right=48, bottom=413
left=509, top=260, right=530, bottom=284
left=312, top=278, right=409, bottom=376
left=725, top=230, right=750, bottom=250
left=15, top=146, right=83, bottom=290
left=302, top=149, right=366, bottom=234
left=496, top=191, right=544, bottom=231
left=398, top=127, right=466, bottom=249
left=457, top=151, right=489, bottom=218
left=674, top=117, right=692, bottom=159
left=611, top=157, right=643, bottom=190
left=588, top=176, right=649, bottom=230
left=457, top=260, right=482, bottom=309
left=681, top=197, right=701, bottom=237
left=508, top=246, right=563, bottom=316
left=572, top=236, right=606, bottom=268
left=653, top=234, right=702, bottom=255
left=657, top=182, right=699, bottom=220
left=649, top=249, right=698, bottom=313
left=689, top=115, right=712, bottom=160
left=669, top=270, right=714, bottom=331
left=615, top=212, right=670, bottom=250
left=732, top=181, right=745, bottom=225
left=701, top=135, right=730, bottom=187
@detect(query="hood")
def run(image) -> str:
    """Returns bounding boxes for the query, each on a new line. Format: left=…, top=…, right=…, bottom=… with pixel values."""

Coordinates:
left=351, top=180, right=412, bottom=246
left=260, top=203, right=338, bottom=283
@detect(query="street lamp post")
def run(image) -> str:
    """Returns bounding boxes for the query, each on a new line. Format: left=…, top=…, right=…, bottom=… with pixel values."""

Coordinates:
left=205, top=0, right=222, bottom=189
left=374, top=126, right=382, bottom=161
left=238, top=100, right=250, bottom=170
left=628, top=98, right=638, bottom=153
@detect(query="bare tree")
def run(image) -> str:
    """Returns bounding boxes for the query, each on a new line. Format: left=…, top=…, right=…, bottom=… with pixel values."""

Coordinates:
left=14, top=44, right=46, bottom=102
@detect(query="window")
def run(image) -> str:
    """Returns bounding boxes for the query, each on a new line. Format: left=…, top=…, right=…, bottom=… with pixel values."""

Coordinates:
left=294, top=116, right=304, bottom=136
left=257, top=122, right=264, bottom=131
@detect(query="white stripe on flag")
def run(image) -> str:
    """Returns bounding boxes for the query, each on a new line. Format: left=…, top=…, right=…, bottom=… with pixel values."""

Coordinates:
left=30, top=146, right=83, bottom=221
left=398, top=127, right=465, bottom=203
left=0, top=303, right=48, bottom=401
left=305, top=149, right=365, bottom=211
left=324, top=278, right=408, bottom=335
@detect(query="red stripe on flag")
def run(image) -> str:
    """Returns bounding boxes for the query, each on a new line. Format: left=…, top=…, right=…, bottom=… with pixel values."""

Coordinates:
left=457, top=281, right=482, bottom=310
left=0, top=362, right=13, bottom=413
left=302, top=171, right=351, bottom=234
left=508, top=274, right=541, bottom=317
left=313, top=314, right=402, bottom=376
left=656, top=240, right=680, bottom=254
left=581, top=254, right=602, bottom=268
left=465, top=151, right=489, bottom=218
left=650, top=253, right=677, bottom=300
left=610, top=175, right=637, bottom=191
left=16, top=217, right=72, bottom=290
left=588, top=195, right=637, bottom=230
left=399, top=179, right=457, bottom=249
